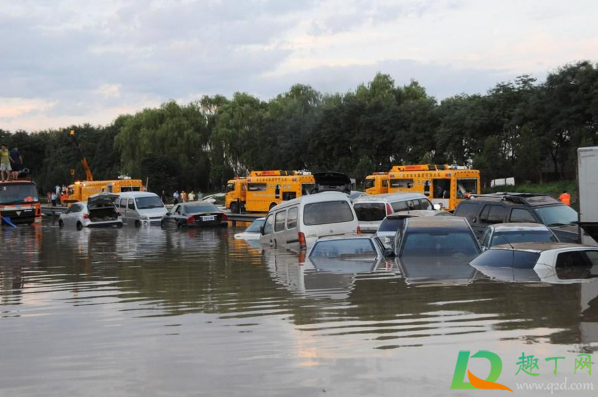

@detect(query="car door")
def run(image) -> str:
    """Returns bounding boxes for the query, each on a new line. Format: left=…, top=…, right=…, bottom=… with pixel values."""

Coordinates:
left=260, top=213, right=275, bottom=246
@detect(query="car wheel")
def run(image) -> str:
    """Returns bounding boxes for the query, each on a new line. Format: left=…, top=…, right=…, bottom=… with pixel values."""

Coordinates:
left=58, top=220, right=64, bottom=228
left=76, top=222, right=83, bottom=231
left=135, top=220, right=141, bottom=228
left=230, top=202, right=239, bottom=214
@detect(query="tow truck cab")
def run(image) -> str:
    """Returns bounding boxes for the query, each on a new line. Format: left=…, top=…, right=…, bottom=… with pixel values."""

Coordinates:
left=0, top=180, right=41, bottom=225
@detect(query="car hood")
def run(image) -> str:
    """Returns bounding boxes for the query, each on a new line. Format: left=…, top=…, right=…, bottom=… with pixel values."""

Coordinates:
left=138, top=207, right=168, bottom=217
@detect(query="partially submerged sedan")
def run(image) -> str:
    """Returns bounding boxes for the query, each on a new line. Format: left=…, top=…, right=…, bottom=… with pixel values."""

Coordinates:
left=376, top=210, right=451, bottom=249
left=160, top=202, right=228, bottom=229
left=59, top=194, right=123, bottom=230
left=479, top=222, right=559, bottom=251
left=394, top=216, right=481, bottom=258
left=470, top=243, right=598, bottom=271
left=307, top=234, right=391, bottom=260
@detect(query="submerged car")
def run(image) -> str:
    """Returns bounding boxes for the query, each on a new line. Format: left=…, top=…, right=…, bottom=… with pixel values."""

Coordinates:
left=353, top=193, right=434, bottom=233
left=234, top=217, right=265, bottom=240
left=160, top=202, right=228, bottom=229
left=376, top=210, right=450, bottom=248
left=470, top=243, right=598, bottom=271
left=395, top=216, right=481, bottom=258
left=479, top=222, right=559, bottom=251
left=308, top=234, right=390, bottom=260
left=59, top=194, right=123, bottom=230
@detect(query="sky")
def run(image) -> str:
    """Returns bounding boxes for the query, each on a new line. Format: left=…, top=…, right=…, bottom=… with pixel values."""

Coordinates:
left=1, top=0, right=597, bottom=132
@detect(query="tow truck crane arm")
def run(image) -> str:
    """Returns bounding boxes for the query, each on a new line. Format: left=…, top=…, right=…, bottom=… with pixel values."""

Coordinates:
left=69, top=130, right=94, bottom=181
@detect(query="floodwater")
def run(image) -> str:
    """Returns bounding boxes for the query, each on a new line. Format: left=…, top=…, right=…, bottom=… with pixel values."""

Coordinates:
left=1, top=221, right=597, bottom=396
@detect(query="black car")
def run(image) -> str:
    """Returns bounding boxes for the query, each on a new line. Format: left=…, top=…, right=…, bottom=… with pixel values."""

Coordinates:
left=453, top=193, right=579, bottom=243
left=160, top=202, right=228, bottom=229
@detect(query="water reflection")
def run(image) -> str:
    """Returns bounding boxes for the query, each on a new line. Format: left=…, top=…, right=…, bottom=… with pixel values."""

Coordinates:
left=1, top=222, right=598, bottom=396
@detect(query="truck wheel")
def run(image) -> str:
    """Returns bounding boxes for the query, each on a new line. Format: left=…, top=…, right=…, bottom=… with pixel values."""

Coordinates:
left=76, top=222, right=83, bottom=231
left=230, top=202, right=239, bottom=214
left=58, top=220, right=64, bottom=228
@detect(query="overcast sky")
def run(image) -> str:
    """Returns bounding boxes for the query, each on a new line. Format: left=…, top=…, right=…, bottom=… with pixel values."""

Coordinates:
left=1, top=0, right=597, bottom=132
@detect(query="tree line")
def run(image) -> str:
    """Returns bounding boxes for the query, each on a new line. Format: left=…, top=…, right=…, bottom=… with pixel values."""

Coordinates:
left=1, top=61, right=597, bottom=194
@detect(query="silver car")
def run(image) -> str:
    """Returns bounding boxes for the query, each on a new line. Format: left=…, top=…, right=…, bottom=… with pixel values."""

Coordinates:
left=307, top=234, right=391, bottom=260
left=59, top=195, right=123, bottom=230
left=479, top=222, right=559, bottom=251
left=353, top=193, right=434, bottom=233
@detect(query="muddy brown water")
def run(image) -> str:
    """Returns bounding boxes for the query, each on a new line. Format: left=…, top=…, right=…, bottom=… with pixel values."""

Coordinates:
left=1, top=221, right=597, bottom=396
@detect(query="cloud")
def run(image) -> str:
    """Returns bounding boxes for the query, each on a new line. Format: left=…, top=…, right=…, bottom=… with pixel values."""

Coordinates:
left=0, top=0, right=597, bottom=131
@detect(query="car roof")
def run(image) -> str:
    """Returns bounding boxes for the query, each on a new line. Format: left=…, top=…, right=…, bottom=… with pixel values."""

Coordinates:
left=270, top=191, right=351, bottom=211
left=405, top=216, right=470, bottom=231
left=316, top=233, right=377, bottom=241
left=467, top=193, right=561, bottom=207
left=491, top=242, right=598, bottom=253
left=181, top=201, right=216, bottom=205
left=491, top=223, right=551, bottom=232
left=353, top=192, right=427, bottom=203
left=386, top=210, right=444, bottom=219
left=118, top=192, right=157, bottom=197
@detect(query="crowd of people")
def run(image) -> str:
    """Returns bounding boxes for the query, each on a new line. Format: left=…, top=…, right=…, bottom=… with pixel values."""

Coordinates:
left=0, top=144, right=24, bottom=182
left=161, top=190, right=203, bottom=205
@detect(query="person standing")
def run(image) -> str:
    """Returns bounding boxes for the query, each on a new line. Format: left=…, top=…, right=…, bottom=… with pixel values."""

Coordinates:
left=173, top=191, right=180, bottom=205
left=9, top=147, right=22, bottom=180
left=55, top=185, right=62, bottom=205
left=197, top=190, right=203, bottom=199
left=0, top=144, right=12, bottom=182
left=559, top=190, right=571, bottom=206
left=160, top=190, right=168, bottom=204
left=181, top=190, right=188, bottom=202
left=51, top=192, right=57, bottom=206
left=188, top=191, right=196, bottom=201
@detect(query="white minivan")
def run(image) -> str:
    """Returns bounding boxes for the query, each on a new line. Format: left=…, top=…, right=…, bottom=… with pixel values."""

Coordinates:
left=260, top=192, right=359, bottom=251
left=115, top=192, right=168, bottom=227
left=353, top=193, right=435, bottom=233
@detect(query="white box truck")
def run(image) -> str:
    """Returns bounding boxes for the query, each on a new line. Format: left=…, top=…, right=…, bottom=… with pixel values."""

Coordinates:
left=578, top=147, right=598, bottom=246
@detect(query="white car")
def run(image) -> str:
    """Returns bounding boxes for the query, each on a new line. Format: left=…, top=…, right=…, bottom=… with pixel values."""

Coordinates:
left=59, top=195, right=123, bottom=230
left=234, top=217, right=265, bottom=240
left=470, top=242, right=598, bottom=272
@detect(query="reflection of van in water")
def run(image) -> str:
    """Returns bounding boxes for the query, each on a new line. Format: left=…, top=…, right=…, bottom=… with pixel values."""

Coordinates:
left=260, top=192, right=359, bottom=251
left=115, top=192, right=168, bottom=227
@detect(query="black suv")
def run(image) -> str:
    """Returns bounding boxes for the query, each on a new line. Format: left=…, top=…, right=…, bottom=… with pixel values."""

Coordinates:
left=453, top=193, right=579, bottom=243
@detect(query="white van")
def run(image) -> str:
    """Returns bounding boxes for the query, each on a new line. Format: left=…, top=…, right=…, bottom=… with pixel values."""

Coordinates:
left=260, top=192, right=359, bottom=250
left=353, top=193, right=435, bottom=233
left=115, top=192, right=168, bottom=227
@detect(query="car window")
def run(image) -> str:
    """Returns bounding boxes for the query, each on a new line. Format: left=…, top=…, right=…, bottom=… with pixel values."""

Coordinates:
left=378, top=217, right=405, bottom=232
left=263, top=215, right=274, bottom=235
left=310, top=239, right=376, bottom=258
left=556, top=251, right=594, bottom=268
left=128, top=199, right=135, bottom=210
left=454, top=202, right=479, bottom=221
left=391, top=201, right=409, bottom=212
left=491, top=231, right=558, bottom=247
left=275, top=210, right=286, bottom=232
left=382, top=180, right=388, bottom=188
left=471, top=249, right=540, bottom=268
left=480, top=205, right=506, bottom=224
left=390, top=179, right=413, bottom=188
left=534, top=205, right=578, bottom=227
left=184, top=204, right=218, bottom=213
left=418, top=199, right=434, bottom=210
left=401, top=232, right=479, bottom=257
left=245, top=219, right=265, bottom=233
left=509, top=208, right=537, bottom=223
left=364, top=179, right=375, bottom=190
left=287, top=207, right=298, bottom=229
left=304, top=201, right=354, bottom=225
left=480, top=228, right=491, bottom=248
left=69, top=204, right=81, bottom=213
left=585, top=251, right=598, bottom=266
left=354, top=202, right=386, bottom=221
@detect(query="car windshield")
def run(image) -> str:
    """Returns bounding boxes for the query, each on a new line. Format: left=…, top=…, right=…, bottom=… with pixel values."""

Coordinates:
left=303, top=201, right=354, bottom=225
left=354, top=203, right=386, bottom=221
left=135, top=196, right=164, bottom=209
left=0, top=183, right=39, bottom=204
left=378, top=217, right=405, bottom=232
left=364, top=179, right=375, bottom=189
left=471, top=249, right=541, bottom=269
left=401, top=231, right=479, bottom=257
left=491, top=231, right=558, bottom=247
left=245, top=219, right=265, bottom=233
left=226, top=183, right=235, bottom=192
left=184, top=204, right=218, bottom=213
left=310, top=239, right=377, bottom=258
left=534, top=205, right=578, bottom=226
